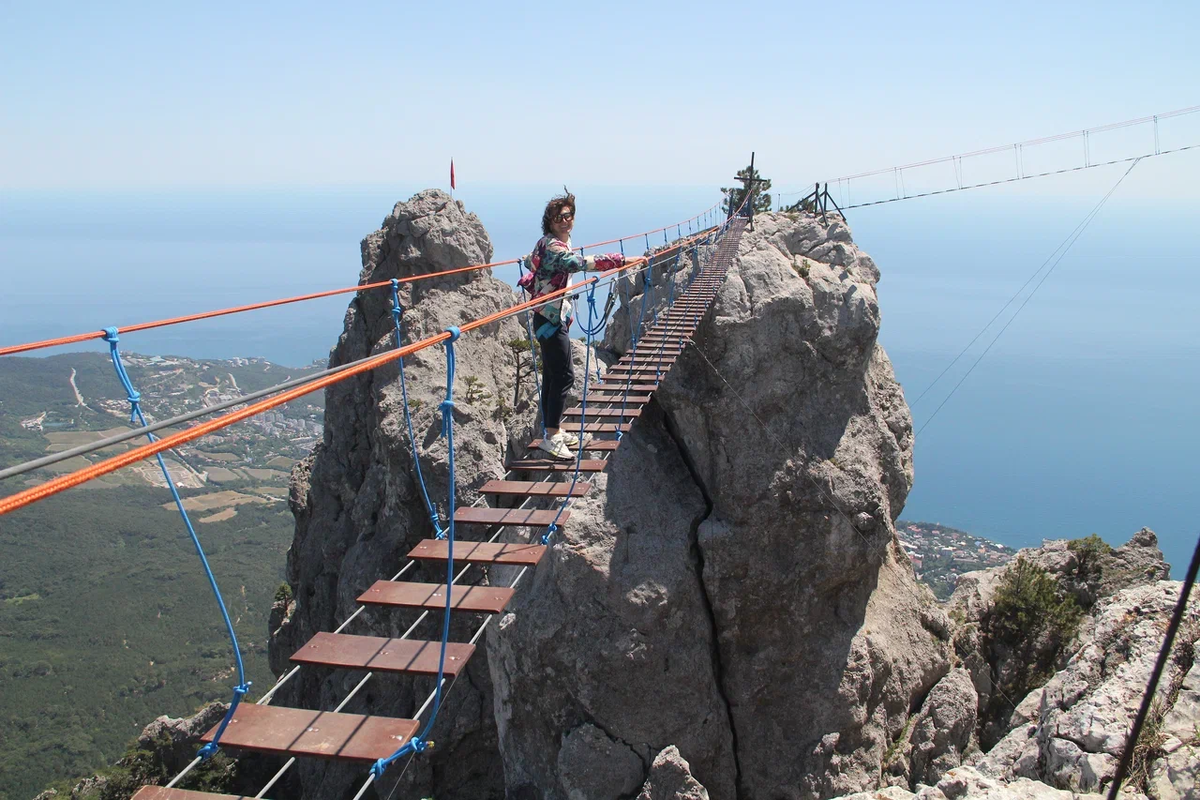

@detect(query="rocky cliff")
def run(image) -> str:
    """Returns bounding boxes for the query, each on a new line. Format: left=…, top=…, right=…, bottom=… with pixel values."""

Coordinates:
left=267, top=190, right=533, bottom=799
left=262, top=195, right=1197, bottom=800
left=486, top=210, right=955, bottom=800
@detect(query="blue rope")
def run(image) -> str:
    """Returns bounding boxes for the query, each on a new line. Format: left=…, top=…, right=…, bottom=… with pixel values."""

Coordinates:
left=653, top=248, right=682, bottom=365
left=517, top=258, right=546, bottom=438
left=391, top=280, right=445, bottom=539
left=543, top=283, right=598, bottom=543
left=372, top=324, right=461, bottom=779
left=646, top=260, right=663, bottom=383
left=616, top=258, right=653, bottom=438
left=578, top=291, right=602, bottom=336
left=101, top=328, right=249, bottom=759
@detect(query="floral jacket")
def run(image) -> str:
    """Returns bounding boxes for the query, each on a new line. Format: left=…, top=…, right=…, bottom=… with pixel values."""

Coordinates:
left=519, top=235, right=624, bottom=331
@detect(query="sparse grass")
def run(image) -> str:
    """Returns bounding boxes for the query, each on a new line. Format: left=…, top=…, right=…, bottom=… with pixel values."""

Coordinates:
left=882, top=715, right=915, bottom=769
left=1111, top=621, right=1199, bottom=792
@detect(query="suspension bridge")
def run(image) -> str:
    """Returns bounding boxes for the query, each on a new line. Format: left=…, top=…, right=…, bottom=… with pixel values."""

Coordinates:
left=2, top=105, right=1199, bottom=799
left=0, top=194, right=749, bottom=798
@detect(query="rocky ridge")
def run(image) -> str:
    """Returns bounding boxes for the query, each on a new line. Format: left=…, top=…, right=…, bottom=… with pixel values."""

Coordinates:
left=35, top=197, right=1199, bottom=800
left=259, top=197, right=1197, bottom=800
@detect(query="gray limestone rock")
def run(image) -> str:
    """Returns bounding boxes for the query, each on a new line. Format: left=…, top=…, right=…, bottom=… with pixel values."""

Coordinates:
left=977, top=582, right=1200, bottom=794
left=268, top=189, right=531, bottom=800
left=136, top=702, right=231, bottom=774
left=1148, top=641, right=1200, bottom=800
left=948, top=529, right=1174, bottom=749
left=907, top=669, right=979, bottom=787
left=557, top=723, right=646, bottom=799
left=638, top=746, right=711, bottom=800
left=489, top=211, right=951, bottom=799
left=486, top=408, right=737, bottom=797
left=833, top=764, right=1150, bottom=799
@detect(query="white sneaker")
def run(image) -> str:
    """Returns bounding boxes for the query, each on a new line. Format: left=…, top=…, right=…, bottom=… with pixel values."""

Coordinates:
left=560, top=431, right=593, bottom=450
left=536, top=432, right=575, bottom=461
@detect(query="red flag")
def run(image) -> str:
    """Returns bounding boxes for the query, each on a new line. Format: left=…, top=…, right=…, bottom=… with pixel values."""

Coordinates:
left=450, top=159, right=456, bottom=191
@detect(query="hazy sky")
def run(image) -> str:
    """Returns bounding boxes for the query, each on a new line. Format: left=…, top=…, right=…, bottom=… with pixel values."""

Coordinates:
left=2, top=0, right=1197, bottom=196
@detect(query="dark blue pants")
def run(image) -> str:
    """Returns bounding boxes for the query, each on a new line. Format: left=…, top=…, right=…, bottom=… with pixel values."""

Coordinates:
left=534, top=313, right=574, bottom=430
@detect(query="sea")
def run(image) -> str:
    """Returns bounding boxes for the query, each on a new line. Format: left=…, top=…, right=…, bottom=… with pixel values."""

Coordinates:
left=2, top=179, right=1197, bottom=575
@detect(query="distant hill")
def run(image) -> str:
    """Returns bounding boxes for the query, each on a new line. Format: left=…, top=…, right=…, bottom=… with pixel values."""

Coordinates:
left=0, top=352, right=318, bottom=799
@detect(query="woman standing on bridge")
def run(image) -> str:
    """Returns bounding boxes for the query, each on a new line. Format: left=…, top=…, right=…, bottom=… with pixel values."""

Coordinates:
left=520, top=189, right=624, bottom=460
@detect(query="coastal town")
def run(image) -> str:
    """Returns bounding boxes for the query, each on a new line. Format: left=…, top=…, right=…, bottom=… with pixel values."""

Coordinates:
left=897, top=519, right=1017, bottom=599
left=6, top=352, right=325, bottom=501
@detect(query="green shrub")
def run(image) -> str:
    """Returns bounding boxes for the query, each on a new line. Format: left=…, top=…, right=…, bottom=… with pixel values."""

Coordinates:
left=989, top=558, right=1082, bottom=648
left=985, top=557, right=1083, bottom=709
left=1068, top=533, right=1112, bottom=581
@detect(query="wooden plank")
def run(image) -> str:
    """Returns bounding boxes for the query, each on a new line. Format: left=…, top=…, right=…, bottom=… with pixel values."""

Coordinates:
left=199, top=703, right=417, bottom=763
left=560, top=421, right=632, bottom=433
left=453, top=506, right=569, bottom=527
left=607, top=367, right=670, bottom=375
left=358, top=581, right=515, bottom=613
left=290, top=632, right=475, bottom=676
left=481, top=479, right=592, bottom=498
left=132, top=790, right=256, bottom=800
left=589, top=382, right=657, bottom=392
left=529, top=438, right=618, bottom=451
left=507, top=458, right=609, bottom=473
left=624, top=355, right=678, bottom=363
left=409, top=539, right=547, bottom=566
left=584, top=393, right=652, bottom=403
left=562, top=407, right=641, bottom=417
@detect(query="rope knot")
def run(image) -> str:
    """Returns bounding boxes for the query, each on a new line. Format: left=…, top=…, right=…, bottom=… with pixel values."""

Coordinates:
left=234, top=682, right=251, bottom=697
left=197, top=742, right=219, bottom=759
left=126, top=390, right=142, bottom=422
left=102, top=326, right=119, bottom=343
left=444, top=326, right=461, bottom=343
left=439, top=399, right=456, bottom=438
left=541, top=522, right=558, bottom=546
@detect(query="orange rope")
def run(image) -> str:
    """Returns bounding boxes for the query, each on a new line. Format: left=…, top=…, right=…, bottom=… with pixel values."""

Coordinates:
left=585, top=203, right=720, bottom=249
left=0, top=257, right=653, bottom=517
left=0, top=259, right=521, bottom=357
left=0, top=204, right=721, bottom=358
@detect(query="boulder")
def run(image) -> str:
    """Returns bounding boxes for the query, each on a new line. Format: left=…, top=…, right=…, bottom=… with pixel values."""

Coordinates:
left=638, top=746, right=711, bottom=800
left=907, top=668, right=979, bottom=787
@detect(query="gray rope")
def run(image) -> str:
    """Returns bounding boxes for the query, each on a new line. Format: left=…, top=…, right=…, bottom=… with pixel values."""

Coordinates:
left=0, top=268, right=656, bottom=483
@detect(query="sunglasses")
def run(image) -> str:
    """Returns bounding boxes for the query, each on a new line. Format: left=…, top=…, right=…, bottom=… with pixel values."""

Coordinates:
left=555, top=211, right=575, bottom=222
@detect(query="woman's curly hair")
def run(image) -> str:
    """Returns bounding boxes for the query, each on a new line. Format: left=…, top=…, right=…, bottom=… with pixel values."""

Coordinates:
left=541, top=187, right=576, bottom=236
